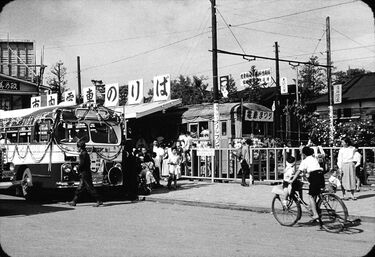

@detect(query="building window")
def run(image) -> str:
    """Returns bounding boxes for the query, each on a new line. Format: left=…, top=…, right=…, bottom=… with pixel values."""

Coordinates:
left=221, top=121, right=227, bottom=136
left=343, top=108, right=352, bottom=117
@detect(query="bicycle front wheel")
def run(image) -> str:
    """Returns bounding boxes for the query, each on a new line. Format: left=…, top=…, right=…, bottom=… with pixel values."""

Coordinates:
left=272, top=194, right=301, bottom=226
left=318, top=193, right=348, bottom=233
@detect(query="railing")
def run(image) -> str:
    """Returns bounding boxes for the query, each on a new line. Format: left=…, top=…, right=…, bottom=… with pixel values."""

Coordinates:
left=181, top=147, right=375, bottom=183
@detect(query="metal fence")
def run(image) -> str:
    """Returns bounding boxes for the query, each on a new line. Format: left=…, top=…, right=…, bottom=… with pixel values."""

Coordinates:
left=181, top=147, right=375, bottom=183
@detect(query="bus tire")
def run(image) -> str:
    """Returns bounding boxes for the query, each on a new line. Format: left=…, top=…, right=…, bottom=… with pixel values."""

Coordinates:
left=21, top=168, right=35, bottom=200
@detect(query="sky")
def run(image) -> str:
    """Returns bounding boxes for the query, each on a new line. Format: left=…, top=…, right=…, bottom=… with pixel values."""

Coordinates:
left=0, top=0, right=374, bottom=93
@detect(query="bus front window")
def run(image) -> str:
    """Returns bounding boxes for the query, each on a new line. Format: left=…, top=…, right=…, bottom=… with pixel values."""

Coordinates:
left=90, top=123, right=118, bottom=144
left=56, top=122, right=89, bottom=143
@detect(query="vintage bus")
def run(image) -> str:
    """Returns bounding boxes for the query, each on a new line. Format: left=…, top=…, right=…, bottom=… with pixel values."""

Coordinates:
left=0, top=104, right=124, bottom=199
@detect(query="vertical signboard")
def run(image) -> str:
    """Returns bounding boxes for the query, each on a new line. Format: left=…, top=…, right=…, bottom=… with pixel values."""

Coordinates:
left=30, top=96, right=41, bottom=108
left=47, top=93, right=58, bottom=106
left=280, top=77, right=288, bottom=94
left=333, top=84, right=342, bottom=104
left=64, top=90, right=76, bottom=105
left=83, top=86, right=96, bottom=104
left=104, top=83, right=119, bottom=107
left=153, top=74, right=171, bottom=101
left=128, top=79, right=144, bottom=104
left=214, top=103, right=220, bottom=148
left=219, top=75, right=229, bottom=98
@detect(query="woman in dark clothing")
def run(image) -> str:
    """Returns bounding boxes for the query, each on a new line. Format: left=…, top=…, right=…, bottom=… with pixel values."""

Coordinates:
left=122, top=141, right=140, bottom=201
left=68, top=141, right=103, bottom=207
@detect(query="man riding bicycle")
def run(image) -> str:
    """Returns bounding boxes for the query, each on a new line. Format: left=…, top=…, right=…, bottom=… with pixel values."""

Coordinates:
left=290, top=146, right=325, bottom=222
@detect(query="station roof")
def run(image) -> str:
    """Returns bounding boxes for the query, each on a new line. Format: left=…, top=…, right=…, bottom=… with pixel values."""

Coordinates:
left=115, top=99, right=182, bottom=119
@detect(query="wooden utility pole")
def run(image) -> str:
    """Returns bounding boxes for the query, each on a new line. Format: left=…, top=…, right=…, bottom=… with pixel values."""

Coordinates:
left=211, top=0, right=220, bottom=149
left=77, top=56, right=82, bottom=104
left=274, top=42, right=280, bottom=140
left=326, top=17, right=334, bottom=146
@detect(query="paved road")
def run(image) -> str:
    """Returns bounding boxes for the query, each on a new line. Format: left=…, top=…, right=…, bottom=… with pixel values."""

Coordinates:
left=1, top=193, right=374, bottom=257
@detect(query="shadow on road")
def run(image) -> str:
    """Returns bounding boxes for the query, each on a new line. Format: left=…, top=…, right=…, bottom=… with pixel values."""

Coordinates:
left=144, top=180, right=212, bottom=196
left=0, top=198, right=74, bottom=217
left=357, top=194, right=375, bottom=200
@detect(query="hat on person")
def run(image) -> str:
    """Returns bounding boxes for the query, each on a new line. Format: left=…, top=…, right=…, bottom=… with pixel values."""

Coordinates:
left=77, top=140, right=86, bottom=149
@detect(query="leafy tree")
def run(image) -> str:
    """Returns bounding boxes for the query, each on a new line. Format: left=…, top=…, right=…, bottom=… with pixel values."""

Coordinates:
left=298, top=55, right=326, bottom=102
left=119, top=84, right=128, bottom=106
left=46, top=60, right=67, bottom=102
left=171, top=75, right=211, bottom=105
left=242, top=65, right=262, bottom=103
left=333, top=68, right=369, bottom=85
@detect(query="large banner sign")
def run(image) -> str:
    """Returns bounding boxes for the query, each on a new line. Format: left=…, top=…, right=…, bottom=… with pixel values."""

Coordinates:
left=240, top=68, right=272, bottom=87
left=219, top=75, right=229, bottom=98
left=64, top=90, right=76, bottom=105
left=104, top=83, right=119, bottom=107
left=30, top=96, right=41, bottom=108
left=153, top=74, right=171, bottom=101
left=244, top=110, right=274, bottom=122
left=47, top=93, right=58, bottom=106
left=280, top=77, right=288, bottom=94
left=128, top=79, right=144, bottom=104
left=83, top=86, right=96, bottom=104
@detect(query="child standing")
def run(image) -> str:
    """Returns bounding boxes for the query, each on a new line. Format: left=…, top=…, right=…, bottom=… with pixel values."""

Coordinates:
left=282, top=156, right=296, bottom=205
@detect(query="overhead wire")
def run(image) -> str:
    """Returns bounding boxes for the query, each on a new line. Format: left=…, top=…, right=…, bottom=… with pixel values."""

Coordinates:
left=332, top=27, right=375, bottom=54
left=228, top=0, right=359, bottom=28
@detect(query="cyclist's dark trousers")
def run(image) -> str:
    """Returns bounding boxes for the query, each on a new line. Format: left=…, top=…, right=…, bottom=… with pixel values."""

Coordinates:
left=73, top=177, right=101, bottom=202
left=240, top=160, right=250, bottom=184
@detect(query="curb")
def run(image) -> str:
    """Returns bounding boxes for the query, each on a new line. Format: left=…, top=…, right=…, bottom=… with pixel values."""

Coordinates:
left=145, top=196, right=375, bottom=224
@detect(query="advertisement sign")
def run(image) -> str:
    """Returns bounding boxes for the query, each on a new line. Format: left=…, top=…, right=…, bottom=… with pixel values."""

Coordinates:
left=240, top=68, right=272, bottom=87
left=244, top=110, right=274, bottom=122
left=64, top=90, right=76, bottom=105
left=280, top=77, right=288, bottom=94
left=46, top=93, right=58, bottom=106
left=214, top=103, right=220, bottom=148
left=30, top=96, right=41, bottom=108
left=153, top=74, right=171, bottom=101
left=104, top=83, right=119, bottom=107
left=219, top=75, right=229, bottom=98
left=128, top=79, right=144, bottom=104
left=83, top=86, right=96, bottom=104
left=333, top=84, right=342, bottom=104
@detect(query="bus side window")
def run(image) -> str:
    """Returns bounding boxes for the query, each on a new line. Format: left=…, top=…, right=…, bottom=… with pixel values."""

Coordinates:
left=34, top=121, right=51, bottom=143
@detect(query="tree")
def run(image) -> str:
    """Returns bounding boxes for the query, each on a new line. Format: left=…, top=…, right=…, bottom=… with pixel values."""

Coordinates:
left=333, top=68, right=369, bottom=85
left=171, top=75, right=212, bottom=105
left=298, top=55, right=327, bottom=102
left=119, top=84, right=128, bottom=106
left=46, top=60, right=67, bottom=102
left=242, top=65, right=262, bottom=103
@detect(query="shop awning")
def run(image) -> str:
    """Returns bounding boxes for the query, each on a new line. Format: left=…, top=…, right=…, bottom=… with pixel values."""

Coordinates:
left=115, top=99, right=182, bottom=119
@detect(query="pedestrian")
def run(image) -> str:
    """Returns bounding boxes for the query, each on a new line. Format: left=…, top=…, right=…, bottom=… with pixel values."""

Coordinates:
left=307, top=137, right=327, bottom=172
left=237, top=138, right=253, bottom=186
left=122, top=140, right=140, bottom=201
left=338, top=137, right=357, bottom=200
left=167, top=146, right=181, bottom=190
left=353, top=144, right=363, bottom=191
left=67, top=141, right=103, bottom=207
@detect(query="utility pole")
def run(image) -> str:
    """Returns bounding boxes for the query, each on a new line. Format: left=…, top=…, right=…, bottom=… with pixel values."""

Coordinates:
left=290, top=63, right=300, bottom=143
left=326, top=17, right=334, bottom=146
left=211, top=0, right=220, bottom=150
left=274, top=42, right=280, bottom=140
left=77, top=56, right=82, bottom=104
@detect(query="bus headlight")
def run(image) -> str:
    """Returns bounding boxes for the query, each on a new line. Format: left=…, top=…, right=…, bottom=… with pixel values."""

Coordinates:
left=9, top=163, right=15, bottom=172
left=61, top=163, right=72, bottom=173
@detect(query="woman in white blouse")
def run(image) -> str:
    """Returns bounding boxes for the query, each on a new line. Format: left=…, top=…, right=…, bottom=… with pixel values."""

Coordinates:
left=337, top=137, right=357, bottom=200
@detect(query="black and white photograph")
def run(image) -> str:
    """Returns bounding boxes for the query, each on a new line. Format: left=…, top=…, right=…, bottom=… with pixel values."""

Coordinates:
left=0, top=0, right=374, bottom=256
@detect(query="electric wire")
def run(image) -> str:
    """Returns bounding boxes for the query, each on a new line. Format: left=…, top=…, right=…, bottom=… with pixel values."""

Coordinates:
left=229, top=0, right=359, bottom=28
left=216, top=7, right=246, bottom=54
left=332, top=27, right=375, bottom=54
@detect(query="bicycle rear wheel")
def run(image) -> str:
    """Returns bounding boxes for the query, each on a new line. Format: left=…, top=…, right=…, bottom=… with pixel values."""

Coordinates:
left=318, top=193, right=348, bottom=233
left=272, top=194, right=301, bottom=226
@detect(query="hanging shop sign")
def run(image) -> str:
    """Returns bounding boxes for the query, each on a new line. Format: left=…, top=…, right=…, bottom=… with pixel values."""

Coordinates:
left=0, top=80, right=20, bottom=91
left=153, top=74, right=171, bottom=101
left=83, top=86, right=96, bottom=104
left=104, top=83, right=119, bottom=107
left=240, top=68, right=272, bottom=87
left=128, top=79, right=144, bottom=104
left=64, top=90, right=76, bottom=105
left=47, top=93, right=58, bottom=106
left=30, top=96, right=41, bottom=108
left=244, top=110, right=274, bottom=122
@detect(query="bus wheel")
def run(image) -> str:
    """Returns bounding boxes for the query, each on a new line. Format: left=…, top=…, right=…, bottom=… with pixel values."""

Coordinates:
left=21, top=168, right=34, bottom=200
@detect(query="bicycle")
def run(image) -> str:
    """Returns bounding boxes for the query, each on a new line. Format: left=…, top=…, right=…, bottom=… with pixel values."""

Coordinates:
left=271, top=182, right=349, bottom=233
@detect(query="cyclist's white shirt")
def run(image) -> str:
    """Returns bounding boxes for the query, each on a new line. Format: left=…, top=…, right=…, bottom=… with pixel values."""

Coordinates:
left=298, top=156, right=322, bottom=173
